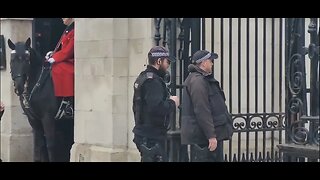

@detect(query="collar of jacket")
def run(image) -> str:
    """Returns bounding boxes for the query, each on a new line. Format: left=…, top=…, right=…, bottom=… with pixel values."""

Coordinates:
left=187, top=64, right=212, bottom=76
left=188, top=64, right=218, bottom=83
left=146, top=65, right=165, bottom=78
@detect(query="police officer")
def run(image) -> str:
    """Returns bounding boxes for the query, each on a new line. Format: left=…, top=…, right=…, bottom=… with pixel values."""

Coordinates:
left=132, top=46, right=179, bottom=162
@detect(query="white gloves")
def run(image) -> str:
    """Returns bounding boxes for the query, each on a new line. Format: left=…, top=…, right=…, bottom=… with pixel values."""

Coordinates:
left=47, top=58, right=55, bottom=64
left=45, top=51, right=53, bottom=60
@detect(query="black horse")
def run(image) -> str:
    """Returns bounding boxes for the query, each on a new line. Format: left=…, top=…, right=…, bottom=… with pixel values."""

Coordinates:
left=8, top=38, right=74, bottom=162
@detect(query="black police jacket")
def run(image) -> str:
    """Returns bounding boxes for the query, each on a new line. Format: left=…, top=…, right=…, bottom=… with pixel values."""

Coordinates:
left=132, top=65, right=176, bottom=140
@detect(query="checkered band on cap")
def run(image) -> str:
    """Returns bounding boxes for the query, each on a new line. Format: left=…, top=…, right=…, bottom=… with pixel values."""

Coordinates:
left=151, top=52, right=169, bottom=57
left=149, top=46, right=169, bottom=57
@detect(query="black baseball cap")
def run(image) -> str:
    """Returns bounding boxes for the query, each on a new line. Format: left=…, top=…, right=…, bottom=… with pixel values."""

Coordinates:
left=148, top=46, right=176, bottom=63
left=191, top=50, right=218, bottom=64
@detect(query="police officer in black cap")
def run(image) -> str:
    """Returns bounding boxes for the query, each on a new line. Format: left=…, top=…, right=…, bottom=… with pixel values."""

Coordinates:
left=181, top=50, right=233, bottom=162
left=132, top=46, right=179, bottom=162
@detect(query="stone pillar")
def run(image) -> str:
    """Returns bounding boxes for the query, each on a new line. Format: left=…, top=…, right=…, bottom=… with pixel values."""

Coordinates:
left=126, top=18, right=154, bottom=161
left=71, top=18, right=126, bottom=162
left=0, top=18, right=33, bottom=162
left=71, top=18, right=154, bottom=162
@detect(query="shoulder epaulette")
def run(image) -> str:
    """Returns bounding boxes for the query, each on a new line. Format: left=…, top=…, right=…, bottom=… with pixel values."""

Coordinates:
left=134, top=72, right=156, bottom=90
left=146, top=72, right=154, bottom=79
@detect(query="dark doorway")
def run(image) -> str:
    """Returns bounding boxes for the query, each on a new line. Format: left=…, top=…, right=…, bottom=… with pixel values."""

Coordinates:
left=33, top=18, right=66, bottom=57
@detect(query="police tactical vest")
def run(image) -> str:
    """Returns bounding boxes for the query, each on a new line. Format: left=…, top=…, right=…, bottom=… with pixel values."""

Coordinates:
left=132, top=71, right=166, bottom=125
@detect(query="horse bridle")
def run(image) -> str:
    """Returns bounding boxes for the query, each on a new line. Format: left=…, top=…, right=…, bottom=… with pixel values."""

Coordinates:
left=10, top=49, right=31, bottom=95
left=11, top=73, right=24, bottom=80
left=11, top=73, right=28, bottom=96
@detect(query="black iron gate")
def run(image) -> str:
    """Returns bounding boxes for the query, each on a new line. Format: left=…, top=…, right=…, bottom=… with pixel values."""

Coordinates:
left=154, top=18, right=319, bottom=162
left=278, top=18, right=319, bottom=162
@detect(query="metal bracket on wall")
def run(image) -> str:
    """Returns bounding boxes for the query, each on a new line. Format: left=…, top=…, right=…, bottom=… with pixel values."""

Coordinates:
left=0, top=35, right=6, bottom=70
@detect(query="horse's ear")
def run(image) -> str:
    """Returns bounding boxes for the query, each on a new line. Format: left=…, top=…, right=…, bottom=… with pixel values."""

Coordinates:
left=25, top=38, right=31, bottom=48
left=7, top=39, right=15, bottom=50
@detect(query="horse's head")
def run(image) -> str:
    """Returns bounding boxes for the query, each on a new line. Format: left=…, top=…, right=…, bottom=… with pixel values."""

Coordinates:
left=7, top=38, right=32, bottom=96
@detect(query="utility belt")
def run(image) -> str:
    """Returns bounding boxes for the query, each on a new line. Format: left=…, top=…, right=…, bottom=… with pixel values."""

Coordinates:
left=138, top=114, right=171, bottom=129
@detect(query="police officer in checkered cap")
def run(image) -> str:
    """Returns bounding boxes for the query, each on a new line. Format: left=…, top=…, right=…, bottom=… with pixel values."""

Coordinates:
left=132, top=46, right=179, bottom=162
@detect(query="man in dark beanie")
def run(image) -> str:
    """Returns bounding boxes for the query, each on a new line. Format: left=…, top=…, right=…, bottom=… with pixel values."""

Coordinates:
left=181, top=50, right=233, bottom=162
left=132, top=46, right=179, bottom=162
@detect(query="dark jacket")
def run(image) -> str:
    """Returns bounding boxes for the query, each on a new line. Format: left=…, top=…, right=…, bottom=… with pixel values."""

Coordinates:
left=181, top=64, right=233, bottom=145
left=132, top=65, right=176, bottom=140
left=0, top=110, right=3, bottom=120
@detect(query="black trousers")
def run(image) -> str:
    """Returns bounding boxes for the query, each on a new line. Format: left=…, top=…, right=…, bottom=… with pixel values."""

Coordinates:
left=133, top=134, right=167, bottom=162
left=190, top=140, right=224, bottom=162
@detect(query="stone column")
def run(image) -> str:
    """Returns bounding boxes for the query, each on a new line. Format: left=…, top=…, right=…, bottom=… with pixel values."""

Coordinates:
left=71, top=18, right=127, bottom=161
left=0, top=18, right=33, bottom=162
left=126, top=18, right=154, bottom=161
left=71, top=18, right=154, bottom=162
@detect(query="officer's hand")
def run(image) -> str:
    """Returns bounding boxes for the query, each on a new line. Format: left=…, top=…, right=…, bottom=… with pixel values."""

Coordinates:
left=208, top=137, right=217, bottom=151
left=47, top=58, right=55, bottom=64
left=170, top=96, right=180, bottom=108
left=45, top=51, right=53, bottom=60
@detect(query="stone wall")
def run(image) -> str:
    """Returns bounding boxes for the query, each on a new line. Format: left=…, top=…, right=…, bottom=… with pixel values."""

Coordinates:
left=0, top=18, right=34, bottom=162
left=71, top=18, right=153, bottom=162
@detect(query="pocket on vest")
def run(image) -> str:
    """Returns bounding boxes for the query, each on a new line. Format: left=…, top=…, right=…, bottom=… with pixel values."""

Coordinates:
left=213, top=113, right=234, bottom=141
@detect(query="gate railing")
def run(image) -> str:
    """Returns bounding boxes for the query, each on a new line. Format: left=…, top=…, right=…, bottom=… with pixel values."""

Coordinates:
left=225, top=112, right=285, bottom=162
left=154, top=18, right=318, bottom=162
left=277, top=18, right=319, bottom=162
